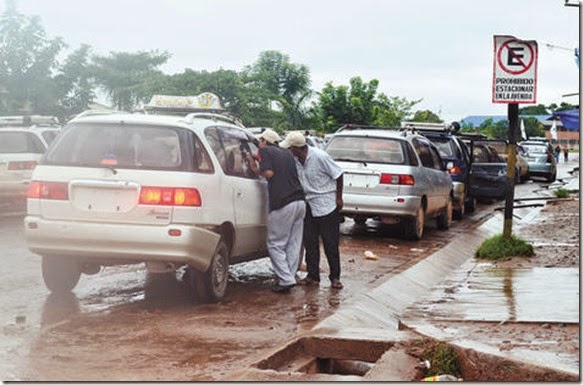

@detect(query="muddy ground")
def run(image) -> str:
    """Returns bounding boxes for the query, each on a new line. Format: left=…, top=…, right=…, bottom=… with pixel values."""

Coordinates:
left=408, top=197, right=580, bottom=380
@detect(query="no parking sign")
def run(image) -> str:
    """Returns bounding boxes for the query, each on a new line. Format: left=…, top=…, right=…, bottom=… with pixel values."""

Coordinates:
left=492, top=35, right=538, bottom=104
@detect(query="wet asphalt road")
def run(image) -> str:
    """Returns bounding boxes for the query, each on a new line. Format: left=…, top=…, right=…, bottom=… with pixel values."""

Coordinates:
left=0, top=167, right=574, bottom=380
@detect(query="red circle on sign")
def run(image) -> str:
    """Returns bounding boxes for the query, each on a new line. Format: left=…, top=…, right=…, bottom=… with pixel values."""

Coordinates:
left=497, top=39, right=534, bottom=75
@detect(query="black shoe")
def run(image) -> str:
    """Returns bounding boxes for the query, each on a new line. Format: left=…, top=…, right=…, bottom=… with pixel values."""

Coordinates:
left=271, top=283, right=295, bottom=293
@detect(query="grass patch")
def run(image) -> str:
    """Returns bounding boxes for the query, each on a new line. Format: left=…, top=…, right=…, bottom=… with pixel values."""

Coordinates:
left=424, top=342, right=461, bottom=377
left=475, top=234, right=534, bottom=260
left=553, top=188, right=575, bottom=198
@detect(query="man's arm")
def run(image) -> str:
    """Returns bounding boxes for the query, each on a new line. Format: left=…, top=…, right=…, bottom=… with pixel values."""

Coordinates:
left=245, top=151, right=274, bottom=179
left=335, top=173, right=343, bottom=210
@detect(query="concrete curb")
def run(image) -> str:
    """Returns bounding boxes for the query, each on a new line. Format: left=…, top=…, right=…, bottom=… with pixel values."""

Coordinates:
left=313, top=214, right=503, bottom=333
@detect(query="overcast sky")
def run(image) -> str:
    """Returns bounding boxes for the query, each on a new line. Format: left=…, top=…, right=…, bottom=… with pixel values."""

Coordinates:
left=7, top=0, right=581, bottom=122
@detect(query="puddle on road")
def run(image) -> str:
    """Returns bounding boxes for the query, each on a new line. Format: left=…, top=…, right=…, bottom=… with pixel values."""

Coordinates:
left=420, top=266, right=579, bottom=324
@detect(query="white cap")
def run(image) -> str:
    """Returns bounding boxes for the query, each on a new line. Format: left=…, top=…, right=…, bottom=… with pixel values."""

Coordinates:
left=280, top=131, right=307, bottom=149
left=257, top=128, right=282, bottom=144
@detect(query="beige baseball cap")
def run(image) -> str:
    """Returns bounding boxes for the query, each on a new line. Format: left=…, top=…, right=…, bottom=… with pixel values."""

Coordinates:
left=257, top=128, right=282, bottom=144
left=280, top=131, right=307, bottom=149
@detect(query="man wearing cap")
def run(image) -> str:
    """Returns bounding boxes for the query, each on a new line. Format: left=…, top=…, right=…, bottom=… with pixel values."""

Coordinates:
left=245, top=129, right=306, bottom=293
left=280, top=131, right=344, bottom=289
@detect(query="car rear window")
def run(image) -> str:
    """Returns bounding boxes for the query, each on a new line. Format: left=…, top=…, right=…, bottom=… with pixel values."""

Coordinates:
left=0, top=131, right=45, bottom=154
left=44, top=123, right=190, bottom=170
left=522, top=144, right=548, bottom=154
left=327, top=136, right=406, bottom=164
left=428, top=137, right=457, bottom=158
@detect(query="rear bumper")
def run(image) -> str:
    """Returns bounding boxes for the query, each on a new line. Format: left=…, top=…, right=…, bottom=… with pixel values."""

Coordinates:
left=469, top=175, right=508, bottom=199
left=24, top=216, right=220, bottom=272
left=341, top=193, right=421, bottom=218
left=452, top=182, right=465, bottom=210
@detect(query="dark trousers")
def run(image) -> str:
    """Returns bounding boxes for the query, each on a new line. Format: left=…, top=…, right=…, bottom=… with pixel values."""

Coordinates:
left=304, top=204, right=341, bottom=282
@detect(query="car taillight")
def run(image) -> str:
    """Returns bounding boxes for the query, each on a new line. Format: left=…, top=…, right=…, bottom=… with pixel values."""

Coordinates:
left=379, top=173, right=415, bottom=185
left=139, top=187, right=201, bottom=206
left=27, top=181, right=69, bottom=200
left=8, top=160, right=37, bottom=170
left=448, top=165, right=462, bottom=175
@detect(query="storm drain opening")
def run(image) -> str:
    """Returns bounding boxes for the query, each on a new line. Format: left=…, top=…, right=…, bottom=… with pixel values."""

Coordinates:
left=254, top=336, right=394, bottom=377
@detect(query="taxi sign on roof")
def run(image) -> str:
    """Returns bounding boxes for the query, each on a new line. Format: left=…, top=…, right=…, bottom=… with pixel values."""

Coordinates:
left=492, top=35, right=538, bottom=104
left=145, top=92, right=224, bottom=112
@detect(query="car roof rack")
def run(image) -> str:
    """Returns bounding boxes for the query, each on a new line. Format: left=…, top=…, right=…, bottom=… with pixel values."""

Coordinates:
left=180, top=112, right=245, bottom=128
left=401, top=121, right=461, bottom=135
left=335, top=123, right=399, bottom=132
left=0, top=115, right=60, bottom=128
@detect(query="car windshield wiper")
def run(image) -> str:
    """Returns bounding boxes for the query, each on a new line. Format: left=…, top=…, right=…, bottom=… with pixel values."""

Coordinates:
left=334, top=157, right=367, bottom=166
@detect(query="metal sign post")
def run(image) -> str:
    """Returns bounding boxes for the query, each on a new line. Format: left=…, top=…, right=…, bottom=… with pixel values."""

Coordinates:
left=492, top=35, right=538, bottom=238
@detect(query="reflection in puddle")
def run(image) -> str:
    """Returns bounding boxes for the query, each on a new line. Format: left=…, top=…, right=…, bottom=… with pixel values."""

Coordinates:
left=41, top=292, right=80, bottom=327
left=427, top=267, right=579, bottom=323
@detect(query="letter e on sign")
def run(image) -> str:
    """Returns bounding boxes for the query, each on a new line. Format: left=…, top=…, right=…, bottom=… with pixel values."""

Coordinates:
left=492, top=35, right=538, bottom=104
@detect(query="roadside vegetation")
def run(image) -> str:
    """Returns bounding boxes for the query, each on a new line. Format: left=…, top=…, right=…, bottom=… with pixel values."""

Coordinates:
left=475, top=234, right=534, bottom=261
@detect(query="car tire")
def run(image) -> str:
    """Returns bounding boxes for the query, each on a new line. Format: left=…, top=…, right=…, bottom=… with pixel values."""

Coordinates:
left=42, top=255, right=81, bottom=293
left=184, top=266, right=209, bottom=302
left=546, top=171, right=556, bottom=183
left=404, top=205, right=424, bottom=240
left=354, top=216, right=367, bottom=225
left=437, top=196, right=453, bottom=230
left=465, top=195, right=477, bottom=213
left=453, top=192, right=465, bottom=220
left=202, top=240, right=229, bottom=302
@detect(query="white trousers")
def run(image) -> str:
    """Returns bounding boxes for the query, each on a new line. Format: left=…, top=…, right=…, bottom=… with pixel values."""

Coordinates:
left=267, top=200, right=306, bottom=286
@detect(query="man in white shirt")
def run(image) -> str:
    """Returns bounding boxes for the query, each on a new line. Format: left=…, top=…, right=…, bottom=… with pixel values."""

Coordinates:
left=280, top=131, right=344, bottom=289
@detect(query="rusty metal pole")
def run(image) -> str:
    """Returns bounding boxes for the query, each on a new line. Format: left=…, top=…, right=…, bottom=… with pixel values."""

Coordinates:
left=503, top=103, right=519, bottom=238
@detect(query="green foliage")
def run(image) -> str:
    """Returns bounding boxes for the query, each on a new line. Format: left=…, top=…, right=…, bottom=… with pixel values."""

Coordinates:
left=475, top=234, right=534, bottom=260
left=242, top=50, right=313, bottom=130
left=90, top=50, right=170, bottom=111
left=519, top=104, right=549, bottom=115
left=418, top=341, right=461, bottom=377
left=411, top=109, right=443, bottom=123
left=317, top=76, right=420, bottom=132
left=553, top=188, right=573, bottom=198
left=0, top=0, right=65, bottom=115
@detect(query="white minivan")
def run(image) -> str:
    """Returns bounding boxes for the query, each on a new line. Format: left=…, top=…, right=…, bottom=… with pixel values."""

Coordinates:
left=24, top=94, right=269, bottom=302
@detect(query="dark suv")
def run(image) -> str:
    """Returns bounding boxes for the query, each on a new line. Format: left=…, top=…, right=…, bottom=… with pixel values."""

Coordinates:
left=404, top=122, right=476, bottom=219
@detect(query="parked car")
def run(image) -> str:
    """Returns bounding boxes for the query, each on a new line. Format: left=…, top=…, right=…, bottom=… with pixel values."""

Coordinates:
left=411, top=124, right=476, bottom=219
left=0, top=118, right=61, bottom=202
left=481, top=140, right=530, bottom=183
left=24, top=94, right=269, bottom=302
left=467, top=142, right=511, bottom=201
left=325, top=128, right=453, bottom=240
left=519, top=140, right=557, bottom=182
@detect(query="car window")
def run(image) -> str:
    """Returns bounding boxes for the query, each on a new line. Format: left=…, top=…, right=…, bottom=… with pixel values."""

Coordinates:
left=412, top=138, right=436, bottom=168
left=327, top=136, right=406, bottom=164
left=205, top=126, right=257, bottom=179
left=522, top=144, right=547, bottom=154
left=41, top=130, right=59, bottom=145
left=44, top=123, right=185, bottom=170
left=428, top=146, right=445, bottom=170
left=190, top=131, right=214, bottom=173
left=0, top=131, right=45, bottom=154
left=430, top=138, right=455, bottom=158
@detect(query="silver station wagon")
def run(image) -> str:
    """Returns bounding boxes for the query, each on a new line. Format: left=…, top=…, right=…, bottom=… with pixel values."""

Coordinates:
left=24, top=94, right=268, bottom=302
left=325, top=128, right=453, bottom=240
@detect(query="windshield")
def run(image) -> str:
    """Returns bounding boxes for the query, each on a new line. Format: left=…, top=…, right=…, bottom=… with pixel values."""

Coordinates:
left=327, top=136, right=406, bottom=164
left=44, top=123, right=185, bottom=170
